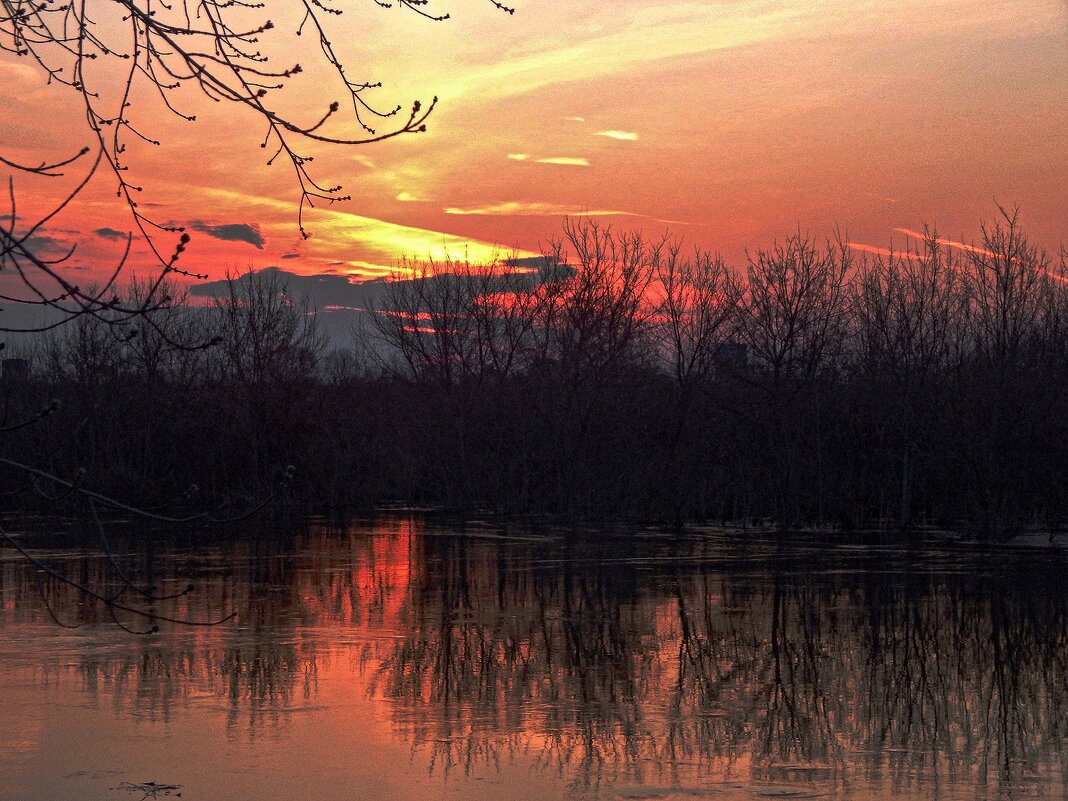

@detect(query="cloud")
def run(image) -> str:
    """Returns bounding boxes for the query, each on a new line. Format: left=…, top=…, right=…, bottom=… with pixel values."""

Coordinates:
left=188, top=220, right=265, bottom=249
left=443, top=201, right=699, bottom=227
left=445, top=201, right=632, bottom=217
left=0, top=61, right=41, bottom=83
left=188, top=263, right=560, bottom=315
left=847, top=242, right=897, bottom=257
left=508, top=154, right=591, bottom=166
left=596, top=130, right=639, bottom=141
left=439, top=3, right=812, bottom=104
left=535, top=157, right=590, bottom=167
left=21, top=234, right=70, bottom=256
left=892, top=227, right=992, bottom=256
left=396, top=191, right=421, bottom=202
left=190, top=266, right=376, bottom=307
left=564, top=116, right=586, bottom=122
left=93, top=227, right=129, bottom=240
left=335, top=260, right=397, bottom=278
left=506, top=255, right=555, bottom=269
left=280, top=252, right=301, bottom=260
left=195, top=186, right=540, bottom=272
left=436, top=1, right=1061, bottom=109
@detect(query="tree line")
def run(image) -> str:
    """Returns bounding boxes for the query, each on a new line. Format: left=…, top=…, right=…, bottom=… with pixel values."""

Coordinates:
left=4, top=209, right=1067, bottom=535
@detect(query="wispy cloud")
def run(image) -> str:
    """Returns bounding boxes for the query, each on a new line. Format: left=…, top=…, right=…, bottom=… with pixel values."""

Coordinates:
left=439, top=3, right=811, bottom=103
left=443, top=201, right=699, bottom=227
left=396, top=191, right=421, bottom=202
left=437, top=1, right=1060, bottom=107
left=507, top=153, right=529, bottom=161
left=847, top=241, right=897, bottom=257
left=535, top=157, right=590, bottom=167
left=596, top=130, right=639, bottom=141
left=564, top=116, right=586, bottom=122
left=445, top=202, right=630, bottom=217
left=860, top=230, right=1067, bottom=284
left=893, top=227, right=991, bottom=256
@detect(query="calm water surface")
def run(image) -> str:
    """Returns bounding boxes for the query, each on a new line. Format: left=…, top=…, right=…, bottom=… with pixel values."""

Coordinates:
left=0, top=517, right=1065, bottom=800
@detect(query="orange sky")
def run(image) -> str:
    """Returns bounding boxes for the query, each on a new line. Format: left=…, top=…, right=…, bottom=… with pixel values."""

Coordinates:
left=2, top=0, right=1066, bottom=287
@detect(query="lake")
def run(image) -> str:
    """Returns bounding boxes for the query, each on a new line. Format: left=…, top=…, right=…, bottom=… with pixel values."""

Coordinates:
left=0, top=516, right=1065, bottom=800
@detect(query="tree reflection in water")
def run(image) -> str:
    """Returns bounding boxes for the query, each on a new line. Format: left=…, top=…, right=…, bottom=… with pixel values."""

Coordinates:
left=371, top=533, right=1067, bottom=795
left=0, top=518, right=1064, bottom=798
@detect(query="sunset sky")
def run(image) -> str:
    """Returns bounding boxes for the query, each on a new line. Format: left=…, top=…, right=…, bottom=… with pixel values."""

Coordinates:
left=2, top=0, right=1066, bottom=287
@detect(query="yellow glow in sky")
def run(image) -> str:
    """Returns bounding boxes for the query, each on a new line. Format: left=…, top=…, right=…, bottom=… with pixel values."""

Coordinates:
left=2, top=0, right=1066, bottom=281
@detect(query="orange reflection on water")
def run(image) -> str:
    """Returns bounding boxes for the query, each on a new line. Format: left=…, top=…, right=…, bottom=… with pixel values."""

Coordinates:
left=0, top=519, right=1065, bottom=801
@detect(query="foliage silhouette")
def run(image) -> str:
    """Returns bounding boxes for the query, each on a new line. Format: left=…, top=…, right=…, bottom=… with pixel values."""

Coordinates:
left=6, top=211, right=1067, bottom=535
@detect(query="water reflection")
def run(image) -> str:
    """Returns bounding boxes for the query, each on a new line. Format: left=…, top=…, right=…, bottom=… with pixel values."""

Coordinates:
left=0, top=519, right=1065, bottom=800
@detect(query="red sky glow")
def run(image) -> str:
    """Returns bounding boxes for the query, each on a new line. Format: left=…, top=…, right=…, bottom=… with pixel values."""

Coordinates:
left=2, top=0, right=1066, bottom=287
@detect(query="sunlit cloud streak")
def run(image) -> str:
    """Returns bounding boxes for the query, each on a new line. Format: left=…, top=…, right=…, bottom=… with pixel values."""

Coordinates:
left=892, top=227, right=993, bottom=256
left=596, top=130, right=639, bottom=141
left=193, top=188, right=540, bottom=270
left=444, top=202, right=631, bottom=217
left=846, top=242, right=898, bottom=257
left=443, top=201, right=698, bottom=227
left=535, top=157, right=590, bottom=166
left=855, top=230, right=1068, bottom=283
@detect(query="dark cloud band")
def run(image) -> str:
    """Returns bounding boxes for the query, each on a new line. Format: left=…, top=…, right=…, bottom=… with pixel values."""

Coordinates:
left=188, top=220, right=265, bottom=249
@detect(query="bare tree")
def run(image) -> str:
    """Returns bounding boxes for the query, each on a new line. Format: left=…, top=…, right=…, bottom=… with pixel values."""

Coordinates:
left=545, top=218, right=659, bottom=395
left=962, top=205, right=1056, bottom=370
left=210, top=267, right=325, bottom=387
left=730, top=232, right=851, bottom=523
left=120, top=275, right=209, bottom=385
left=853, top=230, right=964, bottom=524
left=656, top=243, right=735, bottom=391
left=732, top=233, right=851, bottom=395
left=954, top=206, right=1062, bottom=532
left=460, top=258, right=544, bottom=382
left=372, top=258, right=474, bottom=389
left=653, top=243, right=734, bottom=520
left=1, top=0, right=516, bottom=339
left=371, top=255, right=545, bottom=388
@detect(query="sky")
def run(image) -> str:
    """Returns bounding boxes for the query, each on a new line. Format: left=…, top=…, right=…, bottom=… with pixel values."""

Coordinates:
left=2, top=0, right=1067, bottom=290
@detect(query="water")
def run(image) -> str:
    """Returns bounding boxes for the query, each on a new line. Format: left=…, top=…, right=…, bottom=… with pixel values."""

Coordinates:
left=0, top=516, right=1065, bottom=800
